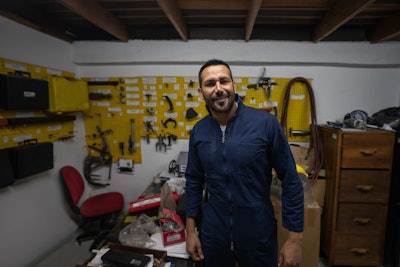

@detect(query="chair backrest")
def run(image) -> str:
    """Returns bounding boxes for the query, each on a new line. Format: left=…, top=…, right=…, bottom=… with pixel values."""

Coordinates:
left=60, top=165, right=85, bottom=206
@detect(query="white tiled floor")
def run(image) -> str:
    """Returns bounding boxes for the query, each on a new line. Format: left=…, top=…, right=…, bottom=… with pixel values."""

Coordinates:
left=34, top=235, right=92, bottom=267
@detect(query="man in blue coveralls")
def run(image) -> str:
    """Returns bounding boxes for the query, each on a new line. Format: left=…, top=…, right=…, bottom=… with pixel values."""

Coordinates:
left=185, top=59, right=304, bottom=267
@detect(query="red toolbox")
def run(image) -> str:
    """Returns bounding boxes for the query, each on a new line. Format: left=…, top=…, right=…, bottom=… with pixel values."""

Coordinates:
left=129, top=192, right=180, bottom=214
left=160, top=208, right=185, bottom=246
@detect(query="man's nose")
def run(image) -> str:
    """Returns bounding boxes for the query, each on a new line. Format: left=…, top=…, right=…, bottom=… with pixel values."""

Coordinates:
left=215, top=81, right=223, bottom=91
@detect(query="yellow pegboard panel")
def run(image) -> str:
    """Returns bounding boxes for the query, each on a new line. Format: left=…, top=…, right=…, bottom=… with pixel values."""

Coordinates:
left=0, top=57, right=314, bottom=158
left=236, top=77, right=312, bottom=142
left=0, top=59, right=314, bottom=159
left=84, top=78, right=143, bottom=164
left=0, top=119, right=75, bottom=149
left=83, top=74, right=314, bottom=162
left=0, top=58, right=75, bottom=79
left=153, top=76, right=203, bottom=139
left=276, top=78, right=312, bottom=142
left=0, top=58, right=77, bottom=149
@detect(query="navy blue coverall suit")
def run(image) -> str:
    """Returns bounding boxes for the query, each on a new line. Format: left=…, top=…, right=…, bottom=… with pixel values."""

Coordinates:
left=185, top=96, right=304, bottom=267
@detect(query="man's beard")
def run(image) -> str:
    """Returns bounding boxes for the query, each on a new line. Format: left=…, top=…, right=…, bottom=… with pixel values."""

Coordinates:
left=207, top=93, right=235, bottom=114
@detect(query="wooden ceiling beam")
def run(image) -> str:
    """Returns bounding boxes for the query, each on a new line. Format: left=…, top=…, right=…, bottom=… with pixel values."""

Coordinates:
left=369, top=12, right=400, bottom=43
left=56, top=0, right=129, bottom=41
left=0, top=10, right=74, bottom=43
left=313, top=0, right=376, bottom=42
left=157, top=0, right=188, bottom=41
left=245, top=0, right=263, bottom=42
left=0, top=1, right=75, bottom=43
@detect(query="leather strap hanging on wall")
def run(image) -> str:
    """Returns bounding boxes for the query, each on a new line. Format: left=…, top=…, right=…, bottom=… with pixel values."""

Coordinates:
left=280, top=77, right=323, bottom=183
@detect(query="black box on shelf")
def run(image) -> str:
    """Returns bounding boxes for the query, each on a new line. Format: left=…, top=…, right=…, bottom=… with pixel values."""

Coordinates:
left=8, top=140, right=53, bottom=179
left=0, top=149, right=15, bottom=187
left=0, top=74, right=49, bottom=110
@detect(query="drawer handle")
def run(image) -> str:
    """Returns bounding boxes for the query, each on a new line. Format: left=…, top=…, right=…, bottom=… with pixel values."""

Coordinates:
left=356, top=185, right=374, bottom=192
left=353, top=217, right=371, bottom=225
left=351, top=248, right=369, bottom=255
left=359, top=149, right=377, bottom=156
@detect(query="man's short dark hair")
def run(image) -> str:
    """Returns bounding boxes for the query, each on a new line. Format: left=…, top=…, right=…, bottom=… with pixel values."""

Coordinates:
left=198, top=59, right=233, bottom=88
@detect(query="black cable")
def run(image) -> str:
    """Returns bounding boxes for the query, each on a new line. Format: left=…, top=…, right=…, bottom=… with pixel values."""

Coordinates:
left=280, top=77, right=323, bottom=184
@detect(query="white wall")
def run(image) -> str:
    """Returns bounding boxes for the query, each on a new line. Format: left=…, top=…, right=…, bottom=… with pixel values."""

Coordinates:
left=0, top=17, right=75, bottom=74
left=72, top=39, right=400, bottom=66
left=0, top=17, right=84, bottom=267
left=1, top=16, right=400, bottom=267
left=73, top=40, right=400, bottom=123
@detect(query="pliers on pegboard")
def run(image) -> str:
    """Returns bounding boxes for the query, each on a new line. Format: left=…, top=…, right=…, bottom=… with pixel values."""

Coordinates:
left=155, top=134, right=167, bottom=152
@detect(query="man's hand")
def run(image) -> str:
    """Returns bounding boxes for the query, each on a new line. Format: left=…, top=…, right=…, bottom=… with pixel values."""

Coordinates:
left=278, top=231, right=303, bottom=267
left=185, top=217, right=204, bottom=261
left=186, top=231, right=204, bottom=261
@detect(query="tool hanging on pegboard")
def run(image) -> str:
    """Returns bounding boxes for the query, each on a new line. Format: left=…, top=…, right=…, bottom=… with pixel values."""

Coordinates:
left=83, top=125, right=113, bottom=186
left=128, top=118, right=136, bottom=154
left=280, top=77, right=323, bottom=184
left=247, top=67, right=278, bottom=116
left=155, top=134, right=167, bottom=152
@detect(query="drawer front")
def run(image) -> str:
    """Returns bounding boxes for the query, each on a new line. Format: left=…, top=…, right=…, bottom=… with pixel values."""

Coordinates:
left=341, top=133, right=393, bottom=169
left=337, top=203, right=386, bottom=233
left=339, top=170, right=390, bottom=203
left=333, top=234, right=382, bottom=266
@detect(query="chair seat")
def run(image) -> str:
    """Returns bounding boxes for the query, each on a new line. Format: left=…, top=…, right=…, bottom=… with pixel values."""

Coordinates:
left=80, top=192, right=124, bottom=218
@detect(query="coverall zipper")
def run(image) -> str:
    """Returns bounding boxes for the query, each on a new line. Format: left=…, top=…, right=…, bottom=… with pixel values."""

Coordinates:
left=222, top=124, right=234, bottom=251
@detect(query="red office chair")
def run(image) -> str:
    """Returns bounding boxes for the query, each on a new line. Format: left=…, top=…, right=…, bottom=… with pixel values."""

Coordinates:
left=60, top=165, right=124, bottom=250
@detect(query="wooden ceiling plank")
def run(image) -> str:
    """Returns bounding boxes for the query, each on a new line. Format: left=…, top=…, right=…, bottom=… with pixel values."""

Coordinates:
left=369, top=12, right=400, bottom=43
left=56, top=0, right=129, bottom=41
left=178, top=0, right=247, bottom=10
left=313, top=0, right=376, bottom=42
left=179, top=0, right=330, bottom=9
left=156, top=0, right=188, bottom=41
left=245, top=0, right=263, bottom=41
left=260, top=0, right=335, bottom=8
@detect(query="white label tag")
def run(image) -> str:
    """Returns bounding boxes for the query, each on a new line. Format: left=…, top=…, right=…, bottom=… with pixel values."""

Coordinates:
left=24, top=91, right=36, bottom=97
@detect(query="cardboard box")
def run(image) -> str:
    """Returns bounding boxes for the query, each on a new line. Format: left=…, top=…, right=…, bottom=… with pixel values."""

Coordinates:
left=271, top=195, right=322, bottom=267
left=290, top=144, right=314, bottom=171
left=289, top=144, right=326, bottom=207
left=311, top=179, right=326, bottom=207
left=160, top=208, right=185, bottom=247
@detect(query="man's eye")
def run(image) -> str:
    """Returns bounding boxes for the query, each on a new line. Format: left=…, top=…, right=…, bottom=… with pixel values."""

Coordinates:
left=220, top=79, right=230, bottom=84
left=205, top=81, right=215, bottom=87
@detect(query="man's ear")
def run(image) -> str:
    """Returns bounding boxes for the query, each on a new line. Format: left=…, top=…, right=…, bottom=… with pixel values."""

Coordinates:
left=198, top=88, right=204, bottom=100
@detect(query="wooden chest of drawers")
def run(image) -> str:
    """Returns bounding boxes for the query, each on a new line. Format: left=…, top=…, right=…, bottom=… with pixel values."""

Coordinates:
left=318, top=125, right=395, bottom=267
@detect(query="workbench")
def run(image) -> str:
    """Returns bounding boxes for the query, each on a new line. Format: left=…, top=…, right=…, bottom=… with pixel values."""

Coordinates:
left=79, top=178, right=199, bottom=267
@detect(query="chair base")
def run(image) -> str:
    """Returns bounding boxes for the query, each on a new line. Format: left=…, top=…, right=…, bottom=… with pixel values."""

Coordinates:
left=75, top=212, right=121, bottom=251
